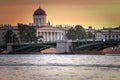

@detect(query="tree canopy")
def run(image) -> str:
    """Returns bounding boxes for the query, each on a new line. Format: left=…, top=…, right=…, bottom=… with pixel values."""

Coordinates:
left=66, top=25, right=94, bottom=40
left=18, top=24, right=37, bottom=43
left=66, top=27, right=76, bottom=40
left=4, top=30, right=19, bottom=44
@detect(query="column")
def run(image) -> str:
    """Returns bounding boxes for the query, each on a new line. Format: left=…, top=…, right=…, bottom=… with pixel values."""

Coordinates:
left=49, top=32, right=50, bottom=41
left=57, top=32, right=60, bottom=40
left=44, top=32, right=46, bottom=41
left=54, top=32, right=56, bottom=41
left=56, top=32, right=58, bottom=41
left=55, top=32, right=57, bottom=41
left=43, top=32, right=45, bottom=41
left=45, top=32, right=47, bottom=41
left=47, top=32, right=49, bottom=41
left=57, top=32, right=59, bottom=40
left=50, top=32, right=52, bottom=41
left=60, top=32, right=63, bottom=40
left=51, top=32, right=54, bottom=41
left=59, top=32, right=61, bottom=40
left=46, top=32, right=48, bottom=41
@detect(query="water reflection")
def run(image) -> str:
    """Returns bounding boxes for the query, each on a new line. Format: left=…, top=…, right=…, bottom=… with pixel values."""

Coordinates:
left=0, top=54, right=120, bottom=80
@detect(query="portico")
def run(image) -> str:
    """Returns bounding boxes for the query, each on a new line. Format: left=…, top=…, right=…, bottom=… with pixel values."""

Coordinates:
left=33, top=7, right=65, bottom=42
left=37, top=27, right=64, bottom=42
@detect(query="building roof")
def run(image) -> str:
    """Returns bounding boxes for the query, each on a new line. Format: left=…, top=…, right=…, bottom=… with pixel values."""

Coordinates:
left=0, top=26, right=18, bottom=30
left=33, top=7, right=47, bottom=16
left=103, top=26, right=120, bottom=30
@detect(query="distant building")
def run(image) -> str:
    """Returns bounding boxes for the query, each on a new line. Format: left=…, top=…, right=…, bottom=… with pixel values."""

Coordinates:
left=33, top=7, right=66, bottom=42
left=85, top=26, right=95, bottom=34
left=0, top=7, right=72, bottom=45
left=0, top=25, right=19, bottom=45
left=33, top=7, right=47, bottom=26
left=95, top=27, right=120, bottom=41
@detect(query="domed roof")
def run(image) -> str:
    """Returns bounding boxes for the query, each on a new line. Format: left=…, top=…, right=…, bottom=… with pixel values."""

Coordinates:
left=33, top=7, right=47, bottom=16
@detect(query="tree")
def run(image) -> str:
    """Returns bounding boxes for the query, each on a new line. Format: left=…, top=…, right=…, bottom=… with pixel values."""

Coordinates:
left=18, top=24, right=37, bottom=43
left=66, top=25, right=86, bottom=40
left=75, top=25, right=86, bottom=39
left=37, top=36, right=43, bottom=42
left=86, top=32, right=95, bottom=39
left=66, top=27, right=76, bottom=40
left=4, top=30, right=19, bottom=44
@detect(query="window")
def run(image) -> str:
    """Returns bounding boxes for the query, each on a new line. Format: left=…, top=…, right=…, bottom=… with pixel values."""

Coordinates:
left=38, top=32, right=40, bottom=36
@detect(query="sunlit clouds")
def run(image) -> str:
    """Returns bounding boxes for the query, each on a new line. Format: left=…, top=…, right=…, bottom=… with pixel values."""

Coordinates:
left=0, top=0, right=120, bottom=28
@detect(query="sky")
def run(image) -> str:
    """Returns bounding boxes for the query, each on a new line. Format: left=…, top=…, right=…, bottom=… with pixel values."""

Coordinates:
left=0, top=0, right=120, bottom=29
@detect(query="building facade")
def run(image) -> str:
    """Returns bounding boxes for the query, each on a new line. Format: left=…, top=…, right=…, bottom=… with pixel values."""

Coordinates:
left=33, top=7, right=47, bottom=26
left=0, top=7, right=66, bottom=45
left=95, top=27, right=120, bottom=41
left=0, top=25, right=19, bottom=45
left=37, top=26, right=65, bottom=42
left=33, top=7, right=65, bottom=42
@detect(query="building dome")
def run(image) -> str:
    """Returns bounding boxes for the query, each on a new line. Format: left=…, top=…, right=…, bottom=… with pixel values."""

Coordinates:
left=33, top=7, right=47, bottom=16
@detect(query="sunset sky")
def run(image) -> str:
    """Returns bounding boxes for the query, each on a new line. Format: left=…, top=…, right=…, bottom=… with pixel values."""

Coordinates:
left=0, top=0, right=120, bottom=28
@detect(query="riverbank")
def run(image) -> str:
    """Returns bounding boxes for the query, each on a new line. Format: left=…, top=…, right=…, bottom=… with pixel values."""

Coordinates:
left=0, top=49, right=120, bottom=55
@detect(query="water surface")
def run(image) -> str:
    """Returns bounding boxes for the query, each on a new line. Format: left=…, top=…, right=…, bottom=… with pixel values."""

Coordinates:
left=0, top=54, right=120, bottom=80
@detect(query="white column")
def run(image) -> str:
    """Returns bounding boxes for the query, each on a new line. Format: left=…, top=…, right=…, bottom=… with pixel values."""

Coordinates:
left=51, top=32, right=53, bottom=41
left=47, top=32, right=49, bottom=41
left=45, top=32, right=47, bottom=41
left=44, top=32, right=46, bottom=41
left=56, top=32, right=58, bottom=41
left=54, top=32, right=56, bottom=41
left=60, top=32, right=63, bottom=40
left=46, top=32, right=48, bottom=41
left=59, top=32, right=61, bottom=40
left=49, top=32, right=51, bottom=41
left=57, top=32, right=59, bottom=40
left=43, top=32, right=45, bottom=41
left=50, top=32, right=52, bottom=41
left=55, top=32, right=57, bottom=41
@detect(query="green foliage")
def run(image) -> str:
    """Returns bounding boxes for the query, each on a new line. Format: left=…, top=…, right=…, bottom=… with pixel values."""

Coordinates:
left=18, top=24, right=37, bottom=43
left=66, top=27, right=76, bottom=40
left=86, top=32, right=95, bottom=39
left=75, top=25, right=86, bottom=39
left=4, top=30, right=19, bottom=44
left=37, top=36, right=43, bottom=42
left=66, top=25, right=86, bottom=40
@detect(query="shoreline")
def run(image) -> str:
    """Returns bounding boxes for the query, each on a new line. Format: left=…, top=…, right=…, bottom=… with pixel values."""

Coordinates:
left=0, top=49, right=120, bottom=55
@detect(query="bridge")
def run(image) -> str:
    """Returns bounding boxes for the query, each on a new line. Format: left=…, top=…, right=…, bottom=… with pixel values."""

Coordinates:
left=6, top=42, right=56, bottom=54
left=0, top=41, right=120, bottom=54
left=72, top=41, right=120, bottom=51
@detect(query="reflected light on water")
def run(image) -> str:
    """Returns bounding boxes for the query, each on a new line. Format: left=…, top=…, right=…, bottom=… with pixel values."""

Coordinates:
left=0, top=55, right=120, bottom=80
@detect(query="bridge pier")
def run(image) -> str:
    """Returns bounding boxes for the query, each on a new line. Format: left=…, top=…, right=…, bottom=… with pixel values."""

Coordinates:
left=7, top=43, right=13, bottom=53
left=56, top=40, right=72, bottom=53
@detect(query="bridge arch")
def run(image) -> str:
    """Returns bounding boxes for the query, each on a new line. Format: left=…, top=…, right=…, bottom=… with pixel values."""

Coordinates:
left=74, top=41, right=120, bottom=51
left=9, top=43, right=56, bottom=53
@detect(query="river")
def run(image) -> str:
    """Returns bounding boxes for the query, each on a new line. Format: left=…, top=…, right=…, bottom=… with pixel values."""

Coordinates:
left=0, top=54, right=120, bottom=80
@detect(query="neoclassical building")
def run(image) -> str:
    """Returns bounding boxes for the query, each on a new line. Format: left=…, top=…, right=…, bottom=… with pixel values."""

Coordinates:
left=33, top=7, right=65, bottom=42
left=33, top=7, right=47, bottom=26
left=0, top=7, right=66, bottom=45
left=95, top=27, right=120, bottom=41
